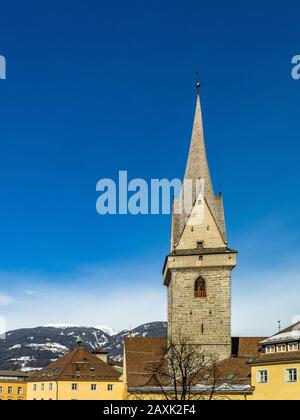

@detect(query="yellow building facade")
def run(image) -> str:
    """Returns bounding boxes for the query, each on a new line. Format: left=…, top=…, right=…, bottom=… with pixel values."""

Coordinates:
left=0, top=371, right=28, bottom=400
left=249, top=322, right=300, bottom=400
left=250, top=362, right=300, bottom=400
left=27, top=379, right=124, bottom=400
left=27, top=344, right=125, bottom=400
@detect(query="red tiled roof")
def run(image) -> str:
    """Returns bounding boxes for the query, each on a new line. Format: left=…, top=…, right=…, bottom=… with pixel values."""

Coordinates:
left=29, top=346, right=122, bottom=381
left=232, top=337, right=265, bottom=357
left=125, top=337, right=167, bottom=388
left=211, top=357, right=252, bottom=385
left=124, top=336, right=263, bottom=389
left=250, top=350, right=300, bottom=365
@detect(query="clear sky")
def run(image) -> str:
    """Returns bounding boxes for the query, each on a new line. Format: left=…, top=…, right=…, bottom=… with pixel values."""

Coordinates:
left=0, top=0, right=300, bottom=335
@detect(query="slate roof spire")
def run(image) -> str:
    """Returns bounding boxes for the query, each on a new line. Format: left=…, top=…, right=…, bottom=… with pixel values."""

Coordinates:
left=171, top=84, right=227, bottom=249
left=183, top=85, right=215, bottom=208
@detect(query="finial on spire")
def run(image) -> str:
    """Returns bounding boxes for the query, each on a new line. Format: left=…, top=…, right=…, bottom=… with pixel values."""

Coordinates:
left=195, top=70, right=200, bottom=93
left=76, top=336, right=83, bottom=347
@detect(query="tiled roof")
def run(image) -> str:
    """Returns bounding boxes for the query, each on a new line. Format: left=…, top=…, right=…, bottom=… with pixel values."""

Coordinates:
left=232, top=337, right=265, bottom=357
left=0, top=370, right=29, bottom=378
left=125, top=337, right=167, bottom=388
left=260, top=331, right=300, bottom=345
left=125, top=336, right=263, bottom=390
left=258, top=322, right=300, bottom=346
left=210, top=357, right=252, bottom=385
left=249, top=350, right=300, bottom=365
left=274, top=322, right=300, bottom=336
left=108, top=359, right=123, bottom=368
left=28, top=346, right=122, bottom=381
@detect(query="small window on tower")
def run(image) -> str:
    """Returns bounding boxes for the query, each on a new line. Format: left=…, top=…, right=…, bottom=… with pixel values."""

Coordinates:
left=194, top=277, right=207, bottom=298
left=197, top=242, right=204, bottom=249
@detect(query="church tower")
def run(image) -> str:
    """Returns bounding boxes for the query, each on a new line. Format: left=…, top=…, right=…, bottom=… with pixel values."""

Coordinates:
left=163, top=86, right=237, bottom=361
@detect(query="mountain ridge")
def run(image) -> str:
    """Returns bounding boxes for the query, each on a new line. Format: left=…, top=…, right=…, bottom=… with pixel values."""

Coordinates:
left=0, top=322, right=167, bottom=371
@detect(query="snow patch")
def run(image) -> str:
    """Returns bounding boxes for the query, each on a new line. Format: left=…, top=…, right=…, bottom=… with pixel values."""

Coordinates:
left=95, top=325, right=119, bottom=336
left=43, top=323, right=80, bottom=329
left=9, top=344, right=21, bottom=350
left=12, top=356, right=34, bottom=362
left=26, top=343, right=69, bottom=353
left=21, top=367, right=40, bottom=372
left=11, top=356, right=36, bottom=370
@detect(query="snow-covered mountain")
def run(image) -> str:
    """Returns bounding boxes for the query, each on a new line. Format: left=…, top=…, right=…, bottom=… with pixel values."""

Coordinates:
left=0, top=322, right=167, bottom=371
left=43, top=324, right=80, bottom=329
left=94, top=325, right=119, bottom=336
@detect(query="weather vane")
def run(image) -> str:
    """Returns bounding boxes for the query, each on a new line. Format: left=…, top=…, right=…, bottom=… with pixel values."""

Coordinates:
left=195, top=70, right=201, bottom=92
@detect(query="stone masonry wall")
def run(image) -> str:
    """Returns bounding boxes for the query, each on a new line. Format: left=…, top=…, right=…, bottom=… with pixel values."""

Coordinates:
left=168, top=266, right=232, bottom=361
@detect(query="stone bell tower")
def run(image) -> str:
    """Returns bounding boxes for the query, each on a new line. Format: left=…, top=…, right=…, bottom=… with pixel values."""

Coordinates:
left=163, top=85, right=237, bottom=361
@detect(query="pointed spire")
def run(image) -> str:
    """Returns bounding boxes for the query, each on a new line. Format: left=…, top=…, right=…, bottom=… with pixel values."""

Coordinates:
left=183, top=90, right=215, bottom=208
left=171, top=85, right=227, bottom=249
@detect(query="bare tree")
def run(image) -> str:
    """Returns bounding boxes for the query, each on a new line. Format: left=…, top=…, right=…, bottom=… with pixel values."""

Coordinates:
left=141, top=334, right=229, bottom=401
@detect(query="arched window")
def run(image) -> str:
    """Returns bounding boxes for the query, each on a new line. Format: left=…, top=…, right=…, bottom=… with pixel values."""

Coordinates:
left=194, top=277, right=207, bottom=298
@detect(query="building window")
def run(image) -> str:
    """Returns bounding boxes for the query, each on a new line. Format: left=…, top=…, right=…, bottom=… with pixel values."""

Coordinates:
left=258, top=370, right=268, bottom=384
left=288, top=342, right=299, bottom=352
left=266, top=345, right=275, bottom=354
left=197, top=241, right=204, bottom=249
left=17, top=387, right=23, bottom=395
left=41, top=383, right=44, bottom=391
left=107, top=384, right=114, bottom=391
left=286, top=369, right=298, bottom=383
left=277, top=344, right=286, bottom=353
left=194, top=277, right=207, bottom=298
left=91, top=384, right=97, bottom=391
left=8, top=387, right=13, bottom=394
left=201, top=324, right=204, bottom=334
left=49, top=383, right=53, bottom=391
left=0, top=387, right=2, bottom=394
left=71, top=383, right=78, bottom=391
left=33, top=384, right=37, bottom=392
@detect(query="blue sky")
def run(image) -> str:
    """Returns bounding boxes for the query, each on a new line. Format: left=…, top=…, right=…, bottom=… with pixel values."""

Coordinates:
left=0, top=0, right=300, bottom=334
